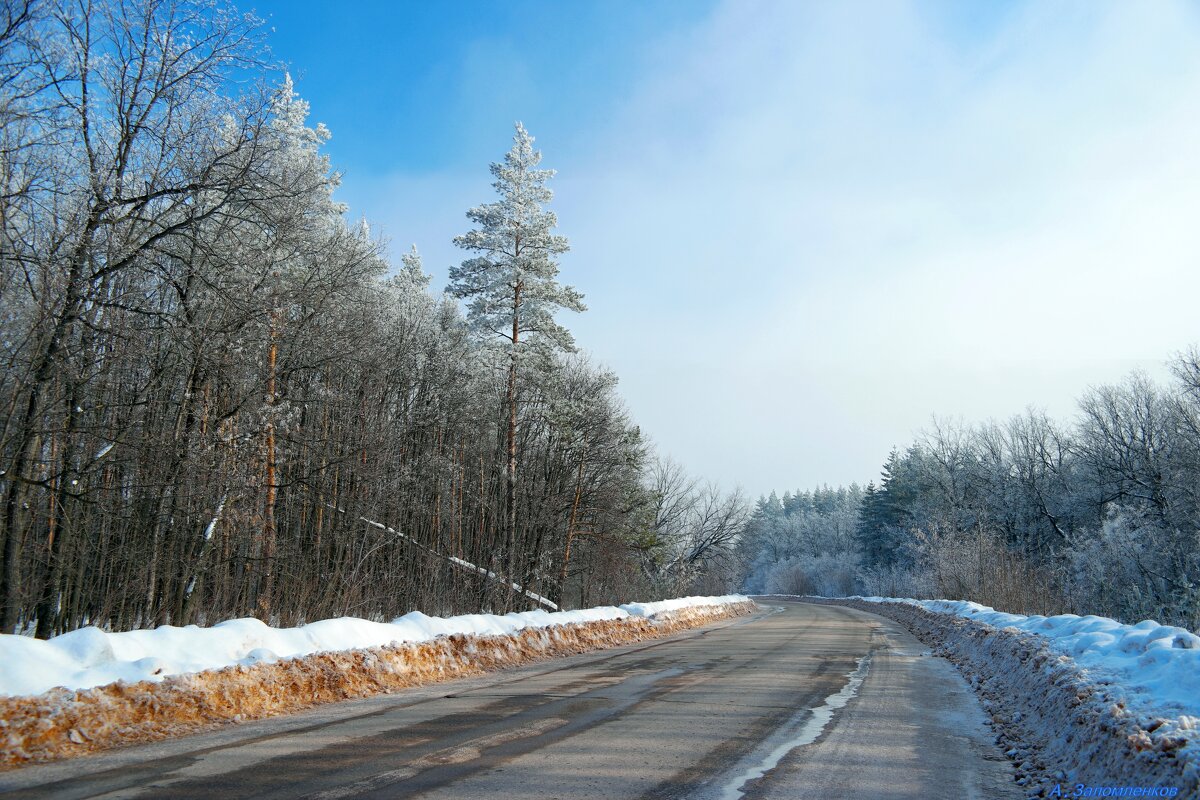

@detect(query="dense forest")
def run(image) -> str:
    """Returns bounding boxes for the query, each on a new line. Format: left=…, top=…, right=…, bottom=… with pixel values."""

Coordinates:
left=739, top=357, right=1200, bottom=630
left=0, top=0, right=745, bottom=637
left=5, top=0, right=1197, bottom=642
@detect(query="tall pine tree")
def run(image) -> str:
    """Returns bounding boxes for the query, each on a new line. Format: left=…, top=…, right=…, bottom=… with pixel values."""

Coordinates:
left=448, top=123, right=585, bottom=607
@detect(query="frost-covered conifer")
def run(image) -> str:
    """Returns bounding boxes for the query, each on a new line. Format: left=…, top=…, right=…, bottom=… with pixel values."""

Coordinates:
left=398, top=244, right=433, bottom=293
left=449, top=122, right=584, bottom=355
left=448, top=123, right=585, bottom=601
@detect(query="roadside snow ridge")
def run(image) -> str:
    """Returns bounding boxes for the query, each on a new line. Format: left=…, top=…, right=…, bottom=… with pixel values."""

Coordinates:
left=858, top=596, right=1200, bottom=720
left=0, top=595, right=749, bottom=698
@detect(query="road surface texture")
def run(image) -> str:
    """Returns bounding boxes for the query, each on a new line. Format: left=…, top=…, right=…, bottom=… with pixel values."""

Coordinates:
left=0, top=599, right=1020, bottom=799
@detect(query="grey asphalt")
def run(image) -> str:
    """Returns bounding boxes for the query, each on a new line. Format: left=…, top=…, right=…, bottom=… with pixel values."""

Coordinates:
left=0, top=600, right=1021, bottom=799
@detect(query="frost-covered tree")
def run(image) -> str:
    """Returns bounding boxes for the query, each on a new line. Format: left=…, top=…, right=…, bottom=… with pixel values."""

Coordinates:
left=448, top=123, right=585, bottom=600
left=632, top=456, right=748, bottom=596
left=0, top=0, right=270, bottom=632
left=0, top=2, right=684, bottom=637
left=238, top=73, right=380, bottom=619
left=738, top=484, right=862, bottom=595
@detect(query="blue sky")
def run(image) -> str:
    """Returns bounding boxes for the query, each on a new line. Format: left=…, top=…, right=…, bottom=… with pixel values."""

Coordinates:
left=252, top=0, right=717, bottom=175
left=248, top=1, right=1200, bottom=499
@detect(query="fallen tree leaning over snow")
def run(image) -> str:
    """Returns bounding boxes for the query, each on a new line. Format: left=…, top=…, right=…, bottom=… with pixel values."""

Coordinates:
left=816, top=598, right=1199, bottom=798
left=333, top=505, right=560, bottom=611
left=0, top=597, right=754, bottom=767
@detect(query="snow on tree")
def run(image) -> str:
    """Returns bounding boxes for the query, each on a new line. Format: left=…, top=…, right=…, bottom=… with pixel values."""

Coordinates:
left=397, top=244, right=433, bottom=294
left=448, top=123, right=585, bottom=606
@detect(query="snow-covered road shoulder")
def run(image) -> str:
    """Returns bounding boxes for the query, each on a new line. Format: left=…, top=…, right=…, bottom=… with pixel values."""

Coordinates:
left=813, top=597, right=1198, bottom=798
left=0, top=595, right=754, bottom=767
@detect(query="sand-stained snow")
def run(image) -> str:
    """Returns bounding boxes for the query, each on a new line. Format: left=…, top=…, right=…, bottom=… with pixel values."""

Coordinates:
left=0, top=596, right=755, bottom=767
left=0, top=595, right=748, bottom=699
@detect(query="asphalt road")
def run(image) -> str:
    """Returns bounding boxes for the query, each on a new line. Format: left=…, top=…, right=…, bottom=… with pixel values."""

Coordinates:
left=0, top=600, right=1021, bottom=799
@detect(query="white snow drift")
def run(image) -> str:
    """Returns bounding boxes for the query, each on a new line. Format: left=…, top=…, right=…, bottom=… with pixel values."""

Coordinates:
left=811, top=595, right=1199, bottom=794
left=0, top=595, right=748, bottom=698
left=858, top=596, right=1200, bottom=722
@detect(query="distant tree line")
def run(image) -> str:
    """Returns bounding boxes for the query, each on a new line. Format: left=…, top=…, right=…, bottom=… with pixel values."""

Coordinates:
left=0, top=0, right=744, bottom=637
left=739, top=353, right=1200, bottom=630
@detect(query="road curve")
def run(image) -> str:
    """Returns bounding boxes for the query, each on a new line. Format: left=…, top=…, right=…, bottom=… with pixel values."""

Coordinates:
left=0, top=600, right=1020, bottom=800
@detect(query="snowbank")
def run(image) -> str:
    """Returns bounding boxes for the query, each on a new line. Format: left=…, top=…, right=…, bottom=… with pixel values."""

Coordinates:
left=0, top=595, right=753, bottom=767
left=857, top=597, right=1200, bottom=722
left=0, top=595, right=746, bottom=699
left=822, top=597, right=1199, bottom=797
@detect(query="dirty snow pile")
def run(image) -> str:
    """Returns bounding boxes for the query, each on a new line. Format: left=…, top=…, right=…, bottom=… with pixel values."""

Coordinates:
left=0, top=595, right=748, bottom=698
left=859, top=597, right=1200, bottom=722
left=839, top=596, right=1200, bottom=795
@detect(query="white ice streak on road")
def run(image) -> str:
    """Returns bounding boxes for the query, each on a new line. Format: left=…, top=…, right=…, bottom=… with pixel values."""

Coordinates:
left=704, top=653, right=871, bottom=800
left=0, top=595, right=749, bottom=698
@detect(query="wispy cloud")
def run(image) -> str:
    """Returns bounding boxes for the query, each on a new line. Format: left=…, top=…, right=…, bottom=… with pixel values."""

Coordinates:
left=350, top=0, right=1200, bottom=496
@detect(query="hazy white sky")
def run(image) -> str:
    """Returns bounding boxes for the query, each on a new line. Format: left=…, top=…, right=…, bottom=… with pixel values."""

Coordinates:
left=278, top=0, right=1200, bottom=498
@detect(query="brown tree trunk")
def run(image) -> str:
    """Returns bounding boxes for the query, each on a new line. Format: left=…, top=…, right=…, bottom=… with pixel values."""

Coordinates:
left=556, top=455, right=586, bottom=606
left=257, top=316, right=280, bottom=621
left=1, top=248, right=90, bottom=632
left=503, top=282, right=521, bottom=610
left=34, top=376, right=85, bottom=638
